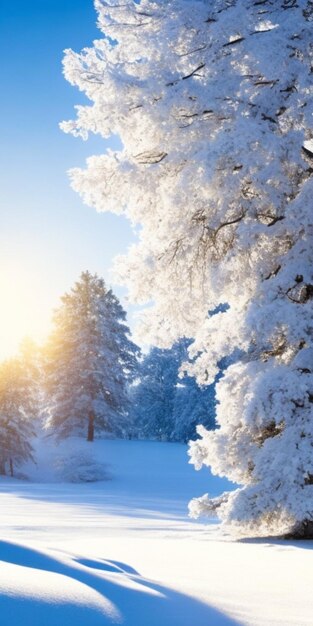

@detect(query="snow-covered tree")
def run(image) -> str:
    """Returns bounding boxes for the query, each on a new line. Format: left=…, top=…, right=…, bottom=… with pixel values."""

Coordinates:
left=130, top=338, right=216, bottom=441
left=172, top=374, right=216, bottom=444
left=44, top=271, right=139, bottom=441
left=0, top=354, right=36, bottom=476
left=130, top=342, right=184, bottom=440
left=19, top=338, right=43, bottom=423
left=62, top=2, right=313, bottom=537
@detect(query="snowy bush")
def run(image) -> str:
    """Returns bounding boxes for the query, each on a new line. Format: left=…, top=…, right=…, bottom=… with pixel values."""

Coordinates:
left=54, top=450, right=111, bottom=483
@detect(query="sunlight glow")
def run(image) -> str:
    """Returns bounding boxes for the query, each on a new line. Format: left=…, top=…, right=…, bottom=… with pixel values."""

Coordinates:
left=0, top=263, right=54, bottom=360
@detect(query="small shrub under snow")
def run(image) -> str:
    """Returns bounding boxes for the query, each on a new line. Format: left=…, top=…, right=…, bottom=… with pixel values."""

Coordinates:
left=54, top=450, right=111, bottom=483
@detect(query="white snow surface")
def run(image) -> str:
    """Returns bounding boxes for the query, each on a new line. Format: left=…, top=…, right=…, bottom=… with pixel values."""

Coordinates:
left=0, top=437, right=312, bottom=626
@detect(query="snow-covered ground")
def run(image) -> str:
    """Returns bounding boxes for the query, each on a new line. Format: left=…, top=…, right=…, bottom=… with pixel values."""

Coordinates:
left=0, top=438, right=312, bottom=626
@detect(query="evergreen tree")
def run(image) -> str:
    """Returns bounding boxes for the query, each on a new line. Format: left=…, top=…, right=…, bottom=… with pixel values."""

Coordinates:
left=130, top=345, right=181, bottom=440
left=172, top=376, right=216, bottom=444
left=131, top=339, right=216, bottom=442
left=19, top=337, right=42, bottom=422
left=0, top=354, right=36, bottom=476
left=62, top=1, right=313, bottom=536
left=44, top=271, right=140, bottom=441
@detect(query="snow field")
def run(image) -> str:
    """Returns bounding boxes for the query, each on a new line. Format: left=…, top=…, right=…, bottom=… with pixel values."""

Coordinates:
left=0, top=438, right=312, bottom=626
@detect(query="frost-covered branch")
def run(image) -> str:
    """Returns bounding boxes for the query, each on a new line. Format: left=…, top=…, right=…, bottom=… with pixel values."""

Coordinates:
left=61, top=0, right=313, bottom=538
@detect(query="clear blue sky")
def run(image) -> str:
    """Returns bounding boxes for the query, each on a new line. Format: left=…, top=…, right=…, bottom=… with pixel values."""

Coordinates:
left=0, top=0, right=136, bottom=357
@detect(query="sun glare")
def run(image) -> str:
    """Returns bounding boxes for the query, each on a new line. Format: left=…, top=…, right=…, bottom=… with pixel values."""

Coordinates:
left=0, top=264, right=53, bottom=360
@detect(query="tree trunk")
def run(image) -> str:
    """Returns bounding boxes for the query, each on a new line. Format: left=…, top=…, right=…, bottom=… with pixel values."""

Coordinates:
left=0, top=459, right=6, bottom=475
left=87, top=410, right=95, bottom=442
left=9, top=458, right=13, bottom=477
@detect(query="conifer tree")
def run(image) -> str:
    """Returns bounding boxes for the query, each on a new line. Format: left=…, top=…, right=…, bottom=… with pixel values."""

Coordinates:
left=0, top=354, right=36, bottom=477
left=172, top=375, right=216, bottom=444
left=44, top=271, right=139, bottom=441
left=130, top=345, right=181, bottom=441
left=131, top=339, right=216, bottom=442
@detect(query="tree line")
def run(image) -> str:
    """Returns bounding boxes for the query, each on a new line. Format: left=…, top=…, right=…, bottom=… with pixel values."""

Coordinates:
left=0, top=271, right=217, bottom=477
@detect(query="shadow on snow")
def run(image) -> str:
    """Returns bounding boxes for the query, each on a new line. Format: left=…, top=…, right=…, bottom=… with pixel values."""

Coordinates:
left=0, top=540, right=243, bottom=626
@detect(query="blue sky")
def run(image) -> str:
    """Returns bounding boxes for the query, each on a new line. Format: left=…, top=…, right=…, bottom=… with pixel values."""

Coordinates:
left=0, top=0, right=135, bottom=357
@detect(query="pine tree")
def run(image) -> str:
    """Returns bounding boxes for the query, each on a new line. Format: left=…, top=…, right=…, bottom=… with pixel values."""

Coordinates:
left=44, top=271, right=139, bottom=441
left=0, top=354, right=36, bottom=477
left=172, top=375, right=216, bottom=444
left=130, top=345, right=181, bottom=440
left=131, top=339, right=216, bottom=442
left=62, top=2, right=313, bottom=536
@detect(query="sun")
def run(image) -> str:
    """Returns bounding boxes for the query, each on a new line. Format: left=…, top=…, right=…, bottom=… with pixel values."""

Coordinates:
left=0, top=263, right=53, bottom=360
